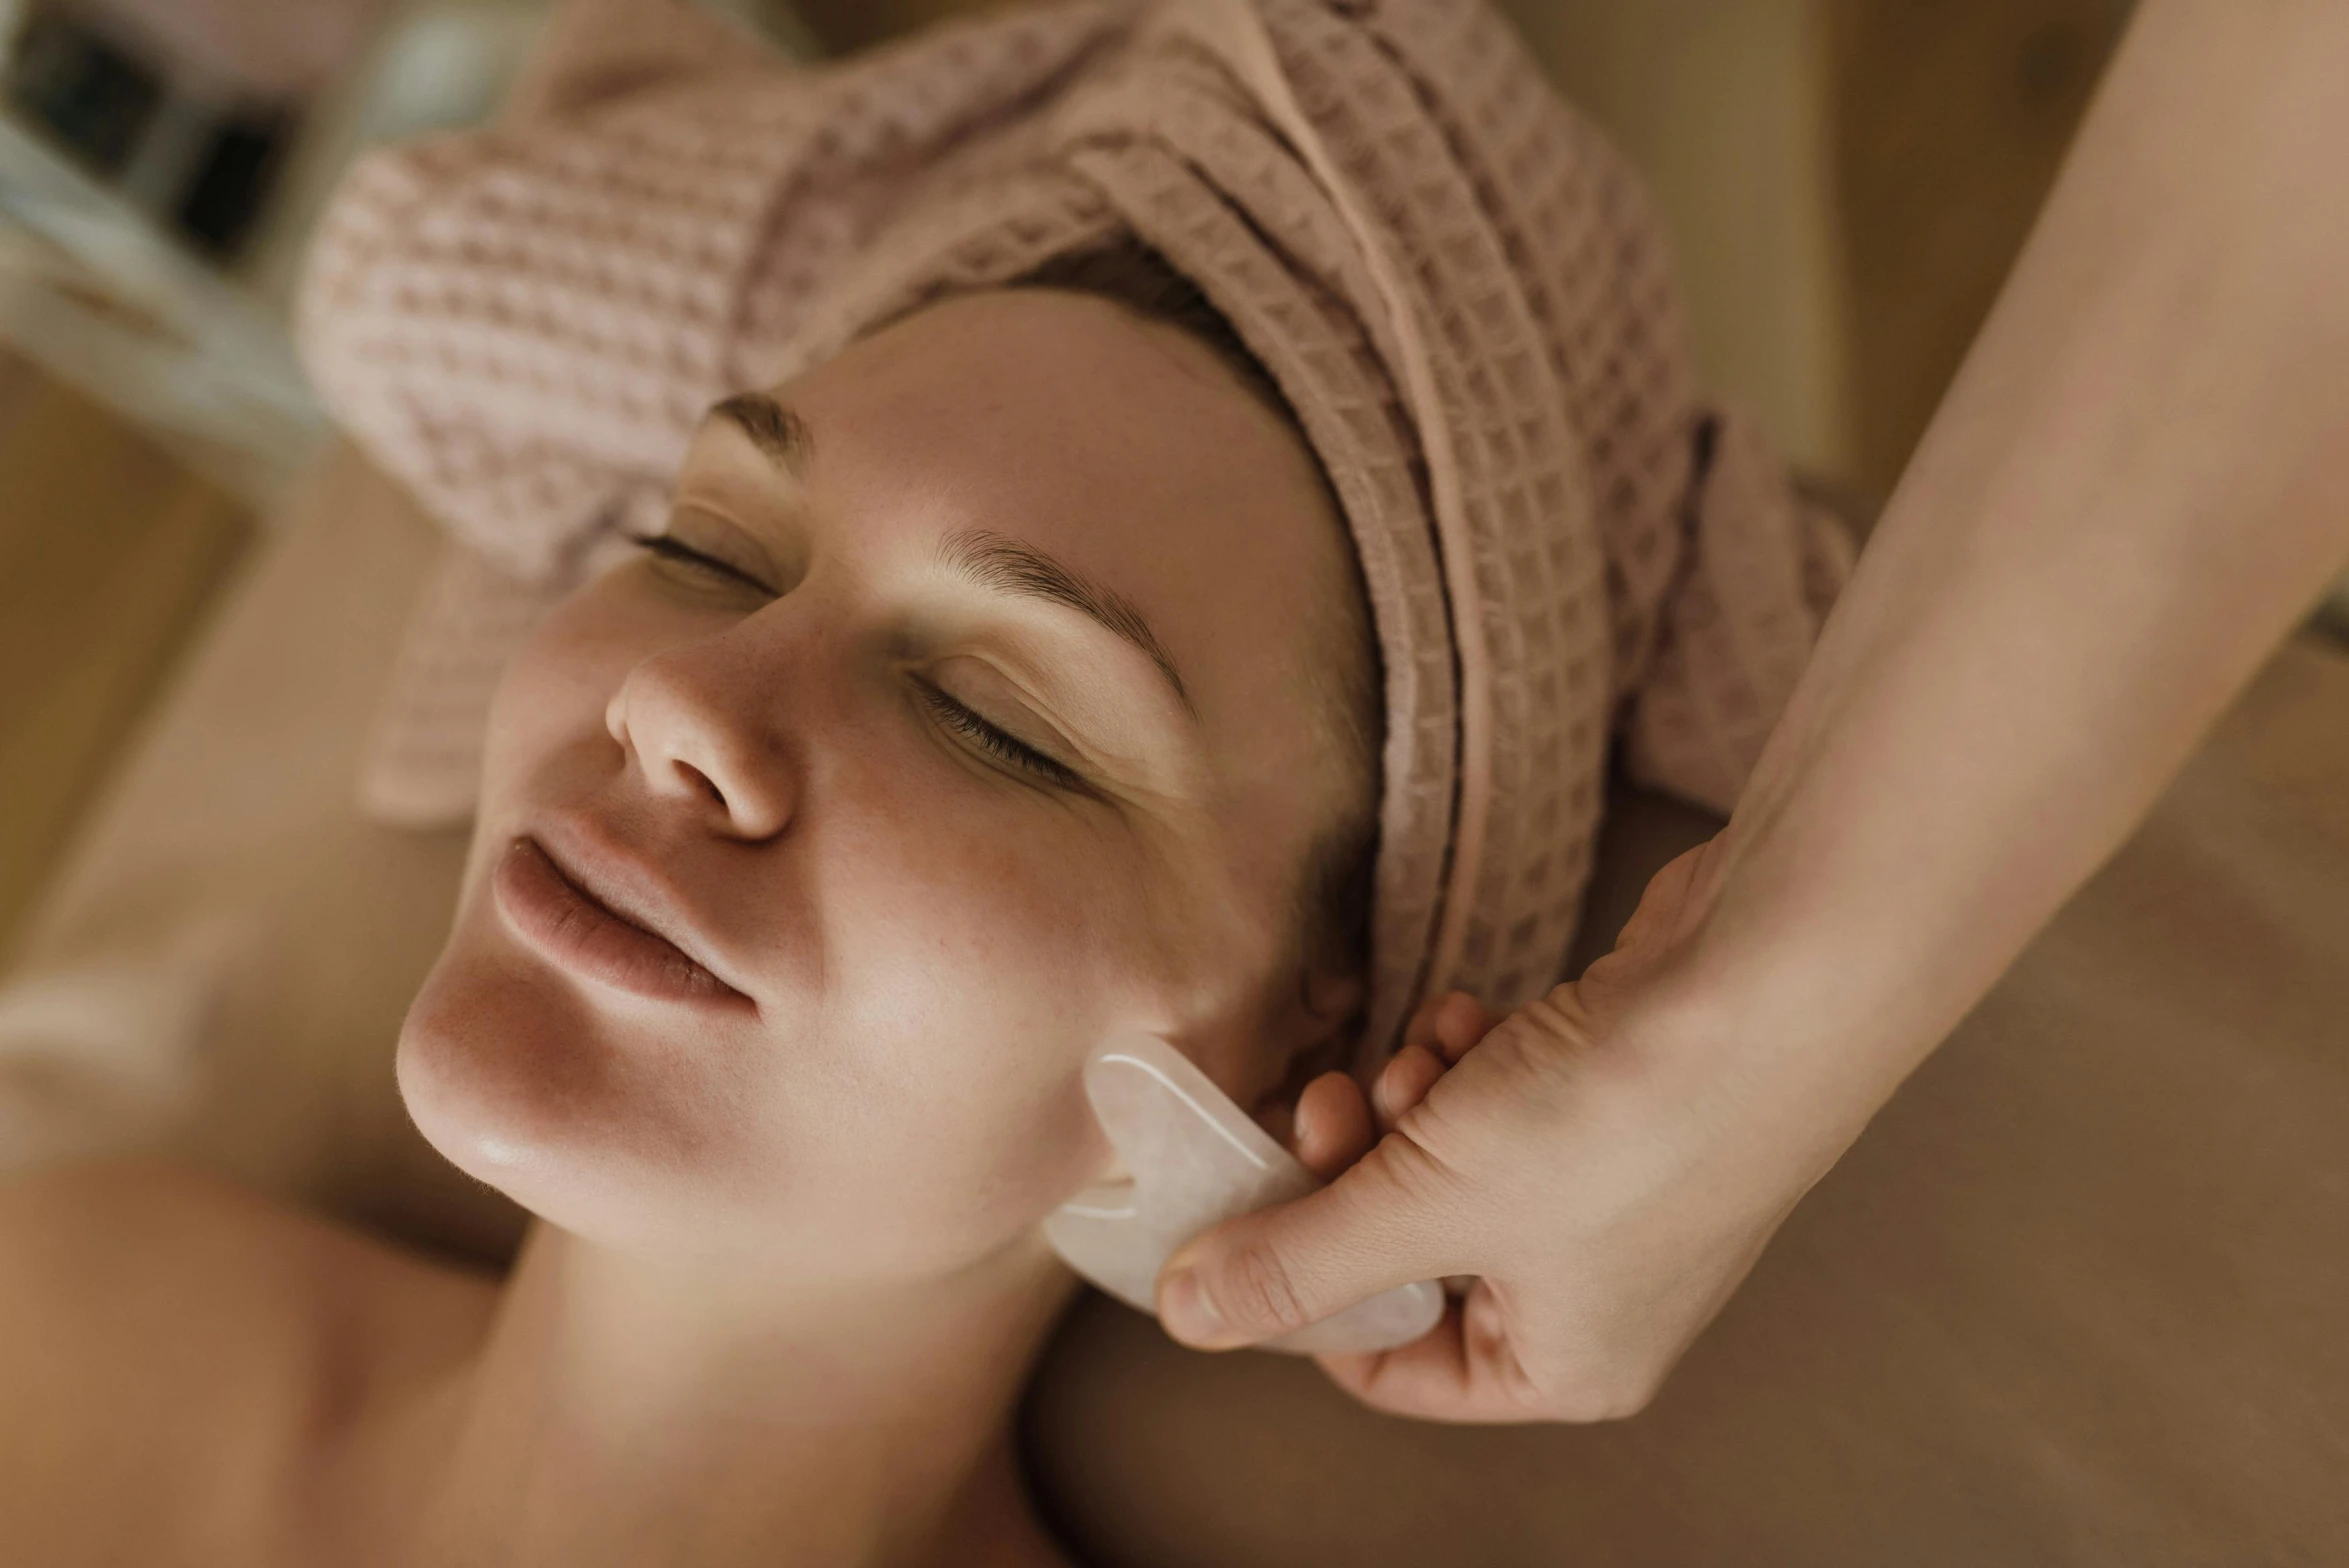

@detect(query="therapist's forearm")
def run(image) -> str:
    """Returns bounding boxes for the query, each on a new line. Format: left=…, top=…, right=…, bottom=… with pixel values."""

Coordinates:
left=1679, top=0, right=2349, bottom=1125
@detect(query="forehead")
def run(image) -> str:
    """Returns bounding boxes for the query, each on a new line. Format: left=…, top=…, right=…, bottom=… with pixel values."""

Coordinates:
left=765, top=288, right=1352, bottom=741
left=798, top=292, right=1324, bottom=561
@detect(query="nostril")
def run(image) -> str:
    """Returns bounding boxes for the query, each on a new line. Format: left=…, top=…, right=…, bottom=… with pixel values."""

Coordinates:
left=678, top=760, right=727, bottom=808
left=610, top=655, right=792, bottom=838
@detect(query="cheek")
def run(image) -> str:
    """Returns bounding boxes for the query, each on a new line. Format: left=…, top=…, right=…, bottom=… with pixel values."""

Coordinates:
left=775, top=762, right=1161, bottom=1259
left=476, top=583, right=671, bottom=815
left=403, top=575, right=1281, bottom=1271
left=762, top=734, right=1314, bottom=1270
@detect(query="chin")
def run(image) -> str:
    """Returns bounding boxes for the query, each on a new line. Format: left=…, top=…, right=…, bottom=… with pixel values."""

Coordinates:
left=395, top=941, right=736, bottom=1250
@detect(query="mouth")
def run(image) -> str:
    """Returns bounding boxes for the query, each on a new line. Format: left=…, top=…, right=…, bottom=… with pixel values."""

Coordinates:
left=493, top=835, right=752, bottom=1010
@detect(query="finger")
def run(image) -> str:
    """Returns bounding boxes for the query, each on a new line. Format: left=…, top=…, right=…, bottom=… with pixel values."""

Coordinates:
left=1401, top=990, right=1453, bottom=1051
left=1429, top=991, right=1496, bottom=1064
left=1291, top=1070, right=1375, bottom=1180
left=1311, top=1305, right=1475, bottom=1421
left=1372, top=1043, right=1445, bottom=1131
left=1156, top=1131, right=1467, bottom=1350
left=1312, top=1281, right=1544, bottom=1423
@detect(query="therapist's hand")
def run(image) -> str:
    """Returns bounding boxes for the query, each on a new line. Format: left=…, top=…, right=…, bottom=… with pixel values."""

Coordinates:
left=1154, top=0, right=2349, bottom=1421
left=1155, top=842, right=1856, bottom=1423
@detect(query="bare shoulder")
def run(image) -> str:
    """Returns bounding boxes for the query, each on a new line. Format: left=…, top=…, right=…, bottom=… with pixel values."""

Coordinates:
left=0, top=1157, right=496, bottom=1361
left=0, top=1157, right=353, bottom=1300
left=0, top=1160, right=497, bottom=1565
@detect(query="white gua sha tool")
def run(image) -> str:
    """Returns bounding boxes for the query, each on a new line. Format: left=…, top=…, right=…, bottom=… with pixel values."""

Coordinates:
left=1043, top=1034, right=1444, bottom=1355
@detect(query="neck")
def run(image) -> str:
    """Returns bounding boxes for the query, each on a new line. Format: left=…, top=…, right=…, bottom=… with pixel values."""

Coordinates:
left=397, top=1222, right=1077, bottom=1568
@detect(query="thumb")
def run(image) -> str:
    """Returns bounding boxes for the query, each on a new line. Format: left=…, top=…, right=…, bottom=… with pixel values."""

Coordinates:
left=1155, top=1135, right=1461, bottom=1350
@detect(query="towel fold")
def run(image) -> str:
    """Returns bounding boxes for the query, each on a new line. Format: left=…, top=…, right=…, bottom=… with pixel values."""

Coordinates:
left=296, top=0, right=1848, bottom=1063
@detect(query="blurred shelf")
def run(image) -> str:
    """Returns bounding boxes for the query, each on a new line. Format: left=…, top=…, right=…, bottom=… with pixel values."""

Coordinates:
left=0, top=108, right=323, bottom=510
left=0, top=345, right=253, bottom=960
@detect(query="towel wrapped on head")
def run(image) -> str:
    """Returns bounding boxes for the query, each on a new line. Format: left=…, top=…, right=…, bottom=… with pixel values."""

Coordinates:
left=297, top=0, right=1849, bottom=1067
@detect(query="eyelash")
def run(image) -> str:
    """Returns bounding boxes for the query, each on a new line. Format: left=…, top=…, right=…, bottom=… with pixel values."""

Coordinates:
left=917, top=681, right=1085, bottom=790
left=628, top=531, right=770, bottom=593
left=629, top=534, right=1083, bottom=791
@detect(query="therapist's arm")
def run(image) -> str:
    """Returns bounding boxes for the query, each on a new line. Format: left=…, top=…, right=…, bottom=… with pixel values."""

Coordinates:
left=1686, top=0, right=2349, bottom=1122
left=1154, top=0, right=2349, bottom=1421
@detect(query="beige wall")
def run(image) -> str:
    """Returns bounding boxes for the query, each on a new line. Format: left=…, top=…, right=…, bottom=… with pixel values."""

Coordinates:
left=1498, top=0, right=1853, bottom=482
left=0, top=351, right=250, bottom=959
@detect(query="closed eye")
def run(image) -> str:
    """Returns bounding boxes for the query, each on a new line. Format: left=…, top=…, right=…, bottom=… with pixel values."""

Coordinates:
left=916, top=681, right=1085, bottom=791
left=628, top=532, right=775, bottom=595
left=631, top=532, right=1083, bottom=790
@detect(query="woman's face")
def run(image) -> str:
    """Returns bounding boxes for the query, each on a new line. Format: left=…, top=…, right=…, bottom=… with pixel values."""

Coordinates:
left=399, top=288, right=1366, bottom=1274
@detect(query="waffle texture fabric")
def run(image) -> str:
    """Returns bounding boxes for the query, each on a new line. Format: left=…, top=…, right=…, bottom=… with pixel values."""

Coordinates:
left=297, top=0, right=1851, bottom=1063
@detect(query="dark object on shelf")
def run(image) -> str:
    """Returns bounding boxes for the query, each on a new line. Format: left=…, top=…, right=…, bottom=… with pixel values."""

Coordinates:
left=2, top=2, right=300, bottom=262
left=175, top=105, right=293, bottom=257
left=3, top=7, right=162, bottom=174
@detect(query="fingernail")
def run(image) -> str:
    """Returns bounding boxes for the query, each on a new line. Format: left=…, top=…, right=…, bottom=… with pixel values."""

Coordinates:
left=1159, top=1267, right=1234, bottom=1348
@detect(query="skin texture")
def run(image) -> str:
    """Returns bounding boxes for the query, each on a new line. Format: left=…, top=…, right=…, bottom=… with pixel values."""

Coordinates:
left=0, top=287, right=1375, bottom=1567
left=1156, top=0, right=2349, bottom=1425
left=400, top=283, right=1368, bottom=1264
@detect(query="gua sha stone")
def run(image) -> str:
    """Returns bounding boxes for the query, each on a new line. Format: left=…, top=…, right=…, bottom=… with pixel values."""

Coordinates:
left=1044, top=1034, right=1445, bottom=1355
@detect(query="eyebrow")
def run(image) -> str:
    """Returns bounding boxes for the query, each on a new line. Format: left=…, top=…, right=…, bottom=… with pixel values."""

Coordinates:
left=937, top=528, right=1195, bottom=715
left=709, top=391, right=813, bottom=481
left=707, top=392, right=1194, bottom=715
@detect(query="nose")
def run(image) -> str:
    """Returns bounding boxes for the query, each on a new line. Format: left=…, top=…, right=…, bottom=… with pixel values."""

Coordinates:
left=604, top=640, right=796, bottom=841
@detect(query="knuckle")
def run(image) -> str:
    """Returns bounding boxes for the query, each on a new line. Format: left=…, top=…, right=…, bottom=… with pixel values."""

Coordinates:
left=1498, top=988, right=1663, bottom=1107
left=1219, top=1244, right=1314, bottom=1334
left=1365, top=1121, right=1474, bottom=1230
left=1367, top=1118, right=1450, bottom=1191
left=1387, top=1033, right=1556, bottom=1178
left=1477, top=1007, right=1585, bottom=1094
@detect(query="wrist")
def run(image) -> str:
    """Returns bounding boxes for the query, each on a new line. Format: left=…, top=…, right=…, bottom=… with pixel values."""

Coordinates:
left=1609, top=844, right=1941, bottom=1156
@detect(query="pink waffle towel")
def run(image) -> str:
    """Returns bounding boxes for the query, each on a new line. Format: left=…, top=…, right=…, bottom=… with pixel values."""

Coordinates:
left=297, top=0, right=1851, bottom=1062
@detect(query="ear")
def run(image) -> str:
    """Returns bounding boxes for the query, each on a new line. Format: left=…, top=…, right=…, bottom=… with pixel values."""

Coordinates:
left=1249, top=966, right=1369, bottom=1123
left=1302, top=964, right=1369, bottom=1031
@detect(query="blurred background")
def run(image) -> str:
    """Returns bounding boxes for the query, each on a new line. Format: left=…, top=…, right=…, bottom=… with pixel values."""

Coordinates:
left=0, top=0, right=2338, bottom=957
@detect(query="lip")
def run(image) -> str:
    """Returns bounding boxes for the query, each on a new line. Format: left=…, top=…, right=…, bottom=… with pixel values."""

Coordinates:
left=494, top=832, right=752, bottom=1010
